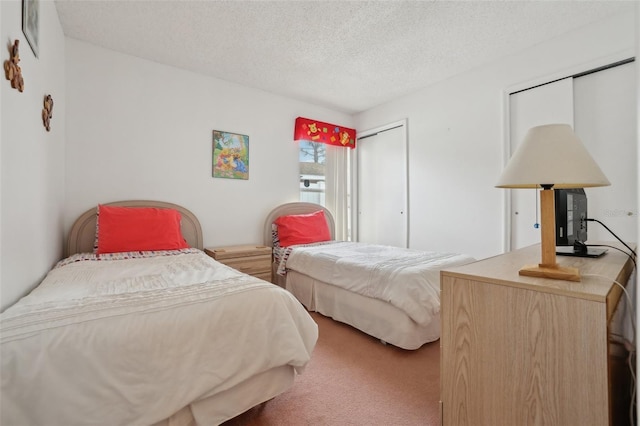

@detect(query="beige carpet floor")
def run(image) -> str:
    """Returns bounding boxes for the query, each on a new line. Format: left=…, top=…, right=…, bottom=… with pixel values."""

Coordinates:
left=224, top=311, right=441, bottom=425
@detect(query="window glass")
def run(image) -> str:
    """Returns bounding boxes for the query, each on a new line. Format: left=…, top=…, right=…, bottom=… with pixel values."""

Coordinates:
left=299, top=141, right=326, bottom=206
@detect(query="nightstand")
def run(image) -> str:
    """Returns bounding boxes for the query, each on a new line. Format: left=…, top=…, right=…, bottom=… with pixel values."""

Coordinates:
left=204, top=245, right=272, bottom=282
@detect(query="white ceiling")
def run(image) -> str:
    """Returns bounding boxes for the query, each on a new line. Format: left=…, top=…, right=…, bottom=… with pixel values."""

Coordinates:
left=54, top=0, right=634, bottom=114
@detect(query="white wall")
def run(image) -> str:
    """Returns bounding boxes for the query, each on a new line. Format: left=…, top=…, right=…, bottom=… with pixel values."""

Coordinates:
left=1, top=0, right=66, bottom=311
left=355, top=12, right=637, bottom=261
left=64, top=39, right=353, bottom=254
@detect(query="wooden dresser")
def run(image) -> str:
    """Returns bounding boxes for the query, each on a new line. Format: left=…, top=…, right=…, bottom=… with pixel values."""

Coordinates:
left=204, top=245, right=272, bottom=282
left=440, top=243, right=635, bottom=426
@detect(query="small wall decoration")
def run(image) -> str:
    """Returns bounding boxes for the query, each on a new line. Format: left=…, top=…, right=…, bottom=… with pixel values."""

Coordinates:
left=4, top=40, right=24, bottom=92
left=42, top=94, right=53, bottom=131
left=22, top=0, right=39, bottom=58
left=212, top=130, right=249, bottom=180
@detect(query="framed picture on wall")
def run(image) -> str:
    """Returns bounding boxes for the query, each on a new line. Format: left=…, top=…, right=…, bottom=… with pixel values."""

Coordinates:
left=22, top=0, right=39, bottom=58
left=212, top=130, right=249, bottom=180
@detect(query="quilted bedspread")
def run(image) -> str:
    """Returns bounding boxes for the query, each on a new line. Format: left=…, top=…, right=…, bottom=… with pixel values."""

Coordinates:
left=1, top=250, right=318, bottom=425
left=282, top=242, right=475, bottom=326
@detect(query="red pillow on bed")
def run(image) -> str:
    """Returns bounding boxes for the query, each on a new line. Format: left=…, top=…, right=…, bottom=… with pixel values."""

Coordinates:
left=274, top=210, right=331, bottom=247
left=96, top=205, right=190, bottom=254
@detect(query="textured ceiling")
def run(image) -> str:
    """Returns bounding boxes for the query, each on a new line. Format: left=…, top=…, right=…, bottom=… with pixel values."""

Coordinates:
left=55, top=0, right=634, bottom=114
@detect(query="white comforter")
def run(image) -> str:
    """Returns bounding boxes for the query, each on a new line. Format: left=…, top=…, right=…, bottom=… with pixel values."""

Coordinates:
left=283, top=242, right=475, bottom=326
left=1, top=250, right=318, bottom=426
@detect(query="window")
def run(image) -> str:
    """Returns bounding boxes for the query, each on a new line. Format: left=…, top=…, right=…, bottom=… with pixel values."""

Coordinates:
left=299, top=140, right=326, bottom=206
left=299, top=141, right=354, bottom=241
left=294, top=116, right=356, bottom=241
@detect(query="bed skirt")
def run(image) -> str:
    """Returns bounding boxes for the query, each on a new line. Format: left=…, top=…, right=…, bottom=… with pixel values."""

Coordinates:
left=154, top=365, right=296, bottom=426
left=286, top=270, right=440, bottom=350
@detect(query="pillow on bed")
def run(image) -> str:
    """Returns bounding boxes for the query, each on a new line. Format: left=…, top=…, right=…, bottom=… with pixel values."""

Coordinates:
left=274, top=210, right=331, bottom=247
left=96, top=205, right=190, bottom=254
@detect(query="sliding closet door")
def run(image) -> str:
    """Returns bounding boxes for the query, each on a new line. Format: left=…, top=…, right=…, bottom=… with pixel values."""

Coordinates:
left=574, top=62, right=637, bottom=243
left=509, top=78, right=574, bottom=250
left=508, top=60, right=637, bottom=250
left=356, top=123, right=407, bottom=247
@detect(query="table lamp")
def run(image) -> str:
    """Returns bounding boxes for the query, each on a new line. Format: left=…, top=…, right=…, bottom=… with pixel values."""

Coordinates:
left=496, top=124, right=610, bottom=281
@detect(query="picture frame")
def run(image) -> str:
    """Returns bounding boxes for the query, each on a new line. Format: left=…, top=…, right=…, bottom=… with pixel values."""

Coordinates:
left=22, top=0, right=39, bottom=58
left=212, top=130, right=249, bottom=180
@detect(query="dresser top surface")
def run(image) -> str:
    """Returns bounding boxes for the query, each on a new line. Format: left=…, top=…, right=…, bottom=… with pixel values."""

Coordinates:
left=441, top=242, right=636, bottom=302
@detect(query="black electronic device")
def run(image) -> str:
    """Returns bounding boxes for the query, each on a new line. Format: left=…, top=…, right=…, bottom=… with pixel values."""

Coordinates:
left=554, top=188, right=607, bottom=258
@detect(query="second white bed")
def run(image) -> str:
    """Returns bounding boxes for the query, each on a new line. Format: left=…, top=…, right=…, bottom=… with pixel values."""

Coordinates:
left=265, top=202, right=475, bottom=350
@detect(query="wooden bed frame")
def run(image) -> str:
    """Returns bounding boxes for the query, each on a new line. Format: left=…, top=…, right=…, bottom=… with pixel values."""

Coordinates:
left=66, top=200, right=297, bottom=425
left=264, top=202, right=441, bottom=350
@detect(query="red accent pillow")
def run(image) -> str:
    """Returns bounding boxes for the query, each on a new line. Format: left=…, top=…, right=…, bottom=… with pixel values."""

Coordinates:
left=274, top=210, right=331, bottom=247
left=96, top=205, right=190, bottom=254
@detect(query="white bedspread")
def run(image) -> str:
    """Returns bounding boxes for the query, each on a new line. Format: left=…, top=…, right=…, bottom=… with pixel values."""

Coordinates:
left=283, top=242, right=475, bottom=326
left=1, top=250, right=318, bottom=426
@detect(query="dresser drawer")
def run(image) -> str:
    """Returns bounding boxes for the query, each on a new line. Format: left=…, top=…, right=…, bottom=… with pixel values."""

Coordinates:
left=218, top=254, right=271, bottom=275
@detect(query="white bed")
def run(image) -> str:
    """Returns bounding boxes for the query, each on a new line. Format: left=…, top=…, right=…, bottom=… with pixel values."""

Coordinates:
left=264, top=202, right=475, bottom=350
left=1, top=200, right=318, bottom=426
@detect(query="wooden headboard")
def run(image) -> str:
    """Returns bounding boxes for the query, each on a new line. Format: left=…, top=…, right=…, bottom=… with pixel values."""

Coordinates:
left=66, top=200, right=203, bottom=256
left=263, top=202, right=336, bottom=247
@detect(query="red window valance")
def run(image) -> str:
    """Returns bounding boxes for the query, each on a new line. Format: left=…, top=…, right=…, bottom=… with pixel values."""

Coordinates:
left=294, top=117, right=356, bottom=149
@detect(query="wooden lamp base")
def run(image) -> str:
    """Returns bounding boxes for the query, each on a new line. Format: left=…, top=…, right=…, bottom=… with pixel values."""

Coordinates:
left=519, top=264, right=580, bottom=282
left=519, top=188, right=581, bottom=282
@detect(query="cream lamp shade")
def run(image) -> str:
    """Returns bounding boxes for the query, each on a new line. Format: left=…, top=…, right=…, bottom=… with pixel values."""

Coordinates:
left=496, top=124, right=610, bottom=189
left=496, top=123, right=610, bottom=281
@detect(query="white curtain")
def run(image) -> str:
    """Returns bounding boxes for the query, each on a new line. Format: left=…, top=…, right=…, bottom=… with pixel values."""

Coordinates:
left=324, top=145, right=350, bottom=241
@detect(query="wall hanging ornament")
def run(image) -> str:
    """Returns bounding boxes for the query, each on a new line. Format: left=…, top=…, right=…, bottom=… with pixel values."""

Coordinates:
left=4, top=40, right=25, bottom=92
left=22, top=0, right=40, bottom=58
left=42, top=94, right=53, bottom=131
left=212, top=130, right=249, bottom=180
